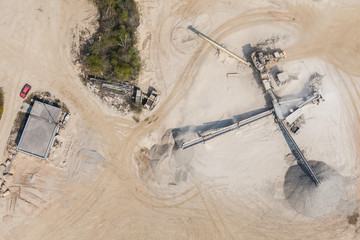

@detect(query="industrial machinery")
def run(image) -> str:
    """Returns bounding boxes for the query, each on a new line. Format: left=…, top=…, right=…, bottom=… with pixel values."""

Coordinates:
left=143, top=90, right=159, bottom=110
left=181, top=27, right=323, bottom=186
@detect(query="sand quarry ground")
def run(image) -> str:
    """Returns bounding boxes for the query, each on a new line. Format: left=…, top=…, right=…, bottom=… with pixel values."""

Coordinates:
left=0, top=0, right=360, bottom=239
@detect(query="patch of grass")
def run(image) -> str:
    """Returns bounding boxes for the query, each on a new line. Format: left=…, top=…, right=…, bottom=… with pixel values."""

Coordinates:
left=81, top=0, right=141, bottom=83
left=0, top=88, right=3, bottom=119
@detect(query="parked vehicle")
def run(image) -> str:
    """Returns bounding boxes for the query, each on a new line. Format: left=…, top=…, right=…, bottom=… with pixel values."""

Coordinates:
left=145, top=90, right=159, bottom=110
left=20, top=84, right=31, bottom=98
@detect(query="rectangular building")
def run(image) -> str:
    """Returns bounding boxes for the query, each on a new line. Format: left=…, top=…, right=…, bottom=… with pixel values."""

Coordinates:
left=17, top=100, right=61, bottom=159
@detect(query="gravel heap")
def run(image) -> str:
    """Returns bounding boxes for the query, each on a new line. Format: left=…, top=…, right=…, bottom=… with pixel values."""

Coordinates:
left=284, top=161, right=351, bottom=218
left=144, top=130, right=193, bottom=188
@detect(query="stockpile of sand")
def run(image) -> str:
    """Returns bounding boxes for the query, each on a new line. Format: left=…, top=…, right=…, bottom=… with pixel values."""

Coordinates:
left=284, top=161, right=356, bottom=218
left=135, top=130, right=191, bottom=189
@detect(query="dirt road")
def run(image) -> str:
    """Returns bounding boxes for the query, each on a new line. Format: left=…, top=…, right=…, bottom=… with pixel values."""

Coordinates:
left=0, top=0, right=359, bottom=239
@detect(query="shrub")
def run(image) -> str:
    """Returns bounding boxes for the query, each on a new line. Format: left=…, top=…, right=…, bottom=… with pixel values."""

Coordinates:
left=86, top=55, right=105, bottom=73
left=129, top=102, right=142, bottom=114
left=114, top=63, right=132, bottom=79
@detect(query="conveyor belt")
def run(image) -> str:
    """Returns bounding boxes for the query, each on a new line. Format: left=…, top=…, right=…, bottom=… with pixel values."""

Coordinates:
left=188, top=26, right=251, bottom=67
left=181, top=109, right=273, bottom=149
left=278, top=120, right=321, bottom=185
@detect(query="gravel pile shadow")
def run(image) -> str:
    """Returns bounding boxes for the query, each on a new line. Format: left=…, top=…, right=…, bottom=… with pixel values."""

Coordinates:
left=284, top=161, right=352, bottom=218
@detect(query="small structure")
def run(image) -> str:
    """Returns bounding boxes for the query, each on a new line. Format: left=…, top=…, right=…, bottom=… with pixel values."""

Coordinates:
left=145, top=90, right=159, bottom=110
left=285, top=107, right=304, bottom=126
left=277, top=72, right=290, bottom=85
left=17, top=101, right=61, bottom=159
left=226, top=73, right=240, bottom=78
left=135, top=89, right=142, bottom=104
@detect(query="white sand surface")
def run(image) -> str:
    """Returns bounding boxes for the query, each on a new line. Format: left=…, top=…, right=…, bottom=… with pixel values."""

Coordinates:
left=0, top=0, right=359, bottom=239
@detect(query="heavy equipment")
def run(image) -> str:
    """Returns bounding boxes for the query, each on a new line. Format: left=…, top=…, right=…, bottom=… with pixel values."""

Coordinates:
left=182, top=27, right=322, bottom=185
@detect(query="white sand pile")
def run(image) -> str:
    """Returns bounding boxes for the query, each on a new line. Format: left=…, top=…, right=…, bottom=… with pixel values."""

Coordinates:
left=284, top=161, right=356, bottom=218
left=138, top=130, right=193, bottom=190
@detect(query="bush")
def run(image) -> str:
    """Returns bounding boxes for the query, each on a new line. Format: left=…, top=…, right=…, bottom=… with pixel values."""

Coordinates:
left=114, top=63, right=132, bottom=79
left=127, top=96, right=142, bottom=113
left=81, top=0, right=141, bottom=82
left=86, top=55, right=105, bottom=73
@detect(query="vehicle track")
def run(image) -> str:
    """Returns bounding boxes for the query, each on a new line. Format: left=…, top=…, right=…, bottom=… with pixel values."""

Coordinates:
left=1, top=1, right=360, bottom=239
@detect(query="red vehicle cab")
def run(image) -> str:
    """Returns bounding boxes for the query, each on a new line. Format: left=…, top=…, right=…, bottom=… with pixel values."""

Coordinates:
left=20, top=84, right=31, bottom=98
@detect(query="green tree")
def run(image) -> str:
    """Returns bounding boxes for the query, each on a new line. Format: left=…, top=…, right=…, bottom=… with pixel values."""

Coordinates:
left=114, top=63, right=132, bottom=79
left=86, top=55, right=105, bottom=73
left=81, top=0, right=141, bottom=82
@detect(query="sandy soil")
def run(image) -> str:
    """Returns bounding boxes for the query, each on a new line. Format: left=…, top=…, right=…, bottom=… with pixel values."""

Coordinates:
left=0, top=0, right=360, bottom=239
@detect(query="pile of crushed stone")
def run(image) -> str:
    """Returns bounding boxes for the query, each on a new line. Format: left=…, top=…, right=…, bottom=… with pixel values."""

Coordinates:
left=283, top=161, right=354, bottom=218
left=136, top=129, right=194, bottom=189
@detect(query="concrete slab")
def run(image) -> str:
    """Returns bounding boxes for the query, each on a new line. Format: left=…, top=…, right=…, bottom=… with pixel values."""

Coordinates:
left=30, top=101, right=61, bottom=122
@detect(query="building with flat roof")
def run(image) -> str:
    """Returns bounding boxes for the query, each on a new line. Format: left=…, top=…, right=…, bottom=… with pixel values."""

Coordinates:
left=17, top=100, right=61, bottom=159
left=277, top=72, right=290, bottom=84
